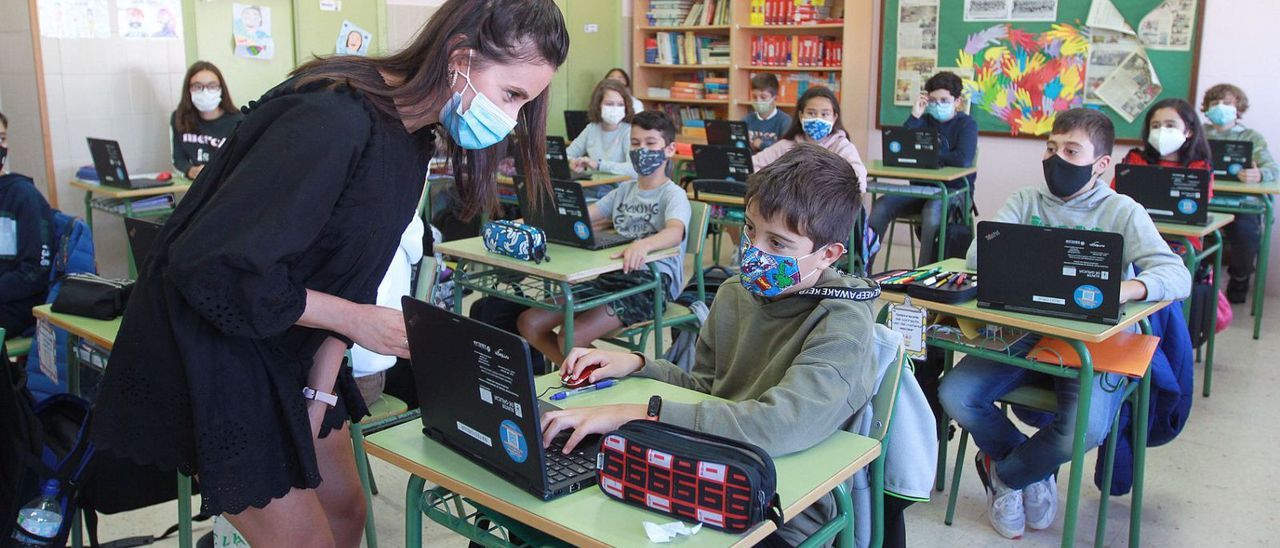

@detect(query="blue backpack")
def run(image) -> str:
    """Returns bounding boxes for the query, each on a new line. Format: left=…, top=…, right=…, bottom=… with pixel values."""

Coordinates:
left=26, top=211, right=96, bottom=402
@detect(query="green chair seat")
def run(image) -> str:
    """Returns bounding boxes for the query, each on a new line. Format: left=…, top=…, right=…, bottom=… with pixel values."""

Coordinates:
left=4, top=336, right=33, bottom=359
left=364, top=394, right=409, bottom=423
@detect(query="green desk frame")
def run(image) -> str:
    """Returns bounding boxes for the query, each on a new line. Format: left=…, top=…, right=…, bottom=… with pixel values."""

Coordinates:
left=31, top=305, right=195, bottom=548
left=865, top=161, right=977, bottom=270
left=1155, top=212, right=1231, bottom=397
left=876, top=259, right=1166, bottom=548
left=1208, top=183, right=1277, bottom=339
left=71, top=177, right=190, bottom=278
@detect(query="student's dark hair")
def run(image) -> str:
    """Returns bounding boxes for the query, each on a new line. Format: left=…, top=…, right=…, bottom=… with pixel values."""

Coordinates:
left=925, top=71, right=963, bottom=99
left=174, top=61, right=238, bottom=135
left=749, top=73, right=780, bottom=96
left=291, top=0, right=569, bottom=220
left=587, top=79, right=634, bottom=124
left=745, top=143, right=861, bottom=250
left=782, top=86, right=846, bottom=141
left=1051, top=108, right=1115, bottom=159
left=605, top=67, right=631, bottom=87
left=1202, top=83, right=1249, bottom=115
left=1138, top=98, right=1212, bottom=165
left=630, top=110, right=675, bottom=145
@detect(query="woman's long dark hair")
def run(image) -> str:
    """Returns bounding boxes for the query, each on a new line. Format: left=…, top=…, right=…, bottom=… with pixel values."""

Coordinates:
left=174, top=61, right=237, bottom=135
left=1139, top=98, right=1212, bottom=165
left=291, top=0, right=569, bottom=219
left=781, top=86, right=847, bottom=141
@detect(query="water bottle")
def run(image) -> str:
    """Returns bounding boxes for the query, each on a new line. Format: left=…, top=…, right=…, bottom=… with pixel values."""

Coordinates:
left=10, top=479, right=63, bottom=547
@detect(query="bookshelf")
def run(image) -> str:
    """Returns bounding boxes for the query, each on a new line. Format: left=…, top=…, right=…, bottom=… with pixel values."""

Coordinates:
left=632, top=0, right=858, bottom=132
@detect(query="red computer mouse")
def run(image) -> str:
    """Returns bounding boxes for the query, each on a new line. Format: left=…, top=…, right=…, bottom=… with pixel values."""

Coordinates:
left=562, top=364, right=602, bottom=389
left=157, top=172, right=173, bottom=181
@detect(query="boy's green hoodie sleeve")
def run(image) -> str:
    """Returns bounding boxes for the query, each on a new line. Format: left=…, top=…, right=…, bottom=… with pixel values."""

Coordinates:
left=637, top=301, right=876, bottom=457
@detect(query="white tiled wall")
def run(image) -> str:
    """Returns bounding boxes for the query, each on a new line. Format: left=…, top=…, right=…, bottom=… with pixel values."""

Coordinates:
left=0, top=0, right=51, bottom=197
left=41, top=33, right=187, bottom=277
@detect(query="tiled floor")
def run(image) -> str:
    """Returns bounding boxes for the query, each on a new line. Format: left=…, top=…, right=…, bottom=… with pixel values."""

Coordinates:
left=85, top=241, right=1280, bottom=546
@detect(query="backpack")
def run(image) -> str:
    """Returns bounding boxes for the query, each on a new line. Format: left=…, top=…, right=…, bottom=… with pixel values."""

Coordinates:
left=3, top=386, right=96, bottom=547
left=26, top=211, right=97, bottom=402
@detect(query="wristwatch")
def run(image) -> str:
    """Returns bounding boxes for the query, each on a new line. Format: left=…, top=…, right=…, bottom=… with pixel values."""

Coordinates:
left=302, top=386, right=339, bottom=407
left=646, top=395, right=663, bottom=421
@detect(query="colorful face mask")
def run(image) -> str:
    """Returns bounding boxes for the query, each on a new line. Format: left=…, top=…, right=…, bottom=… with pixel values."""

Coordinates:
left=1206, top=104, right=1237, bottom=127
left=739, top=234, right=823, bottom=298
left=629, top=147, right=666, bottom=176
left=801, top=117, right=834, bottom=141
left=439, top=50, right=518, bottom=150
left=926, top=102, right=956, bottom=122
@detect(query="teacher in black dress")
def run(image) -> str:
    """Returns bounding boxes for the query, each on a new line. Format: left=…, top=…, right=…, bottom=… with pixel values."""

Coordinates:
left=91, top=1, right=568, bottom=545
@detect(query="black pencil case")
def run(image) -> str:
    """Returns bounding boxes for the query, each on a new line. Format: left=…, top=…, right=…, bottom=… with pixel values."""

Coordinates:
left=596, top=420, right=783, bottom=533
left=906, top=274, right=977, bottom=304
left=51, top=273, right=134, bottom=319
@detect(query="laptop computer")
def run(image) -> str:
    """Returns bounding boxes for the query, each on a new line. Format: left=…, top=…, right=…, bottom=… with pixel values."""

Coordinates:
left=1113, top=164, right=1211, bottom=226
left=977, top=221, right=1124, bottom=325
left=545, top=136, right=591, bottom=181
left=564, top=110, right=590, bottom=140
left=705, top=120, right=750, bottom=150
left=692, top=144, right=753, bottom=183
left=124, top=216, right=165, bottom=269
left=86, top=138, right=173, bottom=189
left=1208, top=139, right=1253, bottom=182
left=881, top=126, right=942, bottom=169
left=512, top=176, right=634, bottom=250
left=402, top=297, right=600, bottom=500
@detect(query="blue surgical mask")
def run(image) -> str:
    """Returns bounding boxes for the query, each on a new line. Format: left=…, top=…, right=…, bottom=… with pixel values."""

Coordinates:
left=1206, top=103, right=1237, bottom=127
left=926, top=102, right=956, bottom=122
left=801, top=117, right=834, bottom=141
left=439, top=50, right=518, bottom=150
left=739, top=234, right=824, bottom=298
left=629, top=147, right=666, bottom=176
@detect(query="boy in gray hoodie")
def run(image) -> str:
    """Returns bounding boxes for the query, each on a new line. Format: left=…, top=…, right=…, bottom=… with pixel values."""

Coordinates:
left=541, top=143, right=880, bottom=546
left=939, top=108, right=1191, bottom=540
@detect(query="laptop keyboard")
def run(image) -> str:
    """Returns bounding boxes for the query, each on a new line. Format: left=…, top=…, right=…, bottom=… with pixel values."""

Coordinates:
left=544, top=431, right=598, bottom=484
left=593, top=231, right=633, bottom=249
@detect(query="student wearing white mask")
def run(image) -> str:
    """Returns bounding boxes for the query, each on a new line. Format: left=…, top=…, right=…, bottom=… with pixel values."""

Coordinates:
left=567, top=78, right=637, bottom=179
left=170, top=61, right=242, bottom=180
left=1119, top=98, right=1215, bottom=249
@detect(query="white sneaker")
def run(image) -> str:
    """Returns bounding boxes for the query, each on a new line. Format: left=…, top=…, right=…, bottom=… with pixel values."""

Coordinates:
left=975, top=452, right=1025, bottom=539
left=1023, top=474, right=1058, bottom=530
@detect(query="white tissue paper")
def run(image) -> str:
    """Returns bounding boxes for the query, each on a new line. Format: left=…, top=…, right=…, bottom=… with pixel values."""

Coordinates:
left=643, top=520, right=703, bottom=543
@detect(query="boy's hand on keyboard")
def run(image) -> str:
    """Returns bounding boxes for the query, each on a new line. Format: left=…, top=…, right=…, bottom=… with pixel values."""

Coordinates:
left=1241, top=167, right=1262, bottom=184
left=541, top=404, right=648, bottom=453
left=613, top=241, right=650, bottom=273
left=561, top=348, right=643, bottom=383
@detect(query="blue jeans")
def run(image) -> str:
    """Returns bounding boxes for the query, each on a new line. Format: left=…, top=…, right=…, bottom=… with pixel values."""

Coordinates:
left=868, top=195, right=945, bottom=266
left=938, top=335, right=1130, bottom=489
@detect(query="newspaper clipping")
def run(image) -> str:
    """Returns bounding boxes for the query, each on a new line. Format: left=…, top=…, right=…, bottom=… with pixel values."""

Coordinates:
left=1094, top=50, right=1163, bottom=122
left=895, top=0, right=939, bottom=105
left=964, top=0, right=1058, bottom=22
left=1085, top=30, right=1142, bottom=105
left=1138, top=0, right=1197, bottom=51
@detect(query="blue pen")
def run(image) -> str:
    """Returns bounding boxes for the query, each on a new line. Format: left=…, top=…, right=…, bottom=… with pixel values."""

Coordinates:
left=549, top=379, right=618, bottom=400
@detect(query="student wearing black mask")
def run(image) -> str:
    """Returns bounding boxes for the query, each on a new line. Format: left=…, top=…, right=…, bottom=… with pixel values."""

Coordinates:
left=0, top=111, right=55, bottom=339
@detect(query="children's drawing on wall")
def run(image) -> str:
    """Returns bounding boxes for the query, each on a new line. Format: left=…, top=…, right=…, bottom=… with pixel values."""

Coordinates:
left=117, top=0, right=181, bottom=39
left=37, top=0, right=111, bottom=39
left=233, top=3, right=275, bottom=60
left=336, top=20, right=372, bottom=56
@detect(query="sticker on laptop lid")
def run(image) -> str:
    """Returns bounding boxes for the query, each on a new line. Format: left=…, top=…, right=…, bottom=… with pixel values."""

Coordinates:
left=499, top=419, right=528, bottom=464
left=888, top=141, right=902, bottom=154
left=1074, top=284, right=1103, bottom=310
left=1178, top=198, right=1198, bottom=215
left=573, top=220, right=590, bottom=240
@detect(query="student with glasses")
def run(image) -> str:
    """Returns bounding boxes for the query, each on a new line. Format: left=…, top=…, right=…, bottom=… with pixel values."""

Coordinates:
left=170, top=61, right=242, bottom=180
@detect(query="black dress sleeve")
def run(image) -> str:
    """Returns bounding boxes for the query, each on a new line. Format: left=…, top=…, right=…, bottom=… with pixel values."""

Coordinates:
left=170, top=111, right=194, bottom=176
left=166, top=91, right=375, bottom=339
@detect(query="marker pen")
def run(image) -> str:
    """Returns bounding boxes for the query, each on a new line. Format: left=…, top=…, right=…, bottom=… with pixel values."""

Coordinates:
left=549, top=379, right=618, bottom=401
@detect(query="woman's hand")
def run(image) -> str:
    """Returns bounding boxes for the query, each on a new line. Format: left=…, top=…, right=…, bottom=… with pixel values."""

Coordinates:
left=560, top=347, right=645, bottom=383
left=348, top=305, right=411, bottom=359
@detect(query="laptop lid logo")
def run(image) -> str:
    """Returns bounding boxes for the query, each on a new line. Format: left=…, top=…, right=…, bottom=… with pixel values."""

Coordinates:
left=500, top=419, right=529, bottom=464
left=1074, top=285, right=1103, bottom=310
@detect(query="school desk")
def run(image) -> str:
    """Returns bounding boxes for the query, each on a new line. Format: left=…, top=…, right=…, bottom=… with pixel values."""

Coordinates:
left=1208, top=180, right=1279, bottom=339
left=30, top=305, right=195, bottom=548
left=363, top=374, right=881, bottom=548
left=1154, top=212, right=1234, bottom=396
left=865, top=161, right=977, bottom=270
left=495, top=171, right=631, bottom=188
left=70, top=175, right=191, bottom=278
left=877, top=258, right=1168, bottom=548
left=434, top=237, right=678, bottom=360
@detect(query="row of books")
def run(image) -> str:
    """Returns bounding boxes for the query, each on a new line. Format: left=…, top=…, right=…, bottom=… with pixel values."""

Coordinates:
left=646, top=0, right=695, bottom=27
left=652, top=103, right=721, bottom=129
left=682, top=0, right=731, bottom=26
left=644, top=32, right=731, bottom=65
left=749, top=35, right=843, bottom=67
left=748, top=0, right=842, bottom=26
left=647, top=76, right=729, bottom=101
left=751, top=71, right=842, bottom=104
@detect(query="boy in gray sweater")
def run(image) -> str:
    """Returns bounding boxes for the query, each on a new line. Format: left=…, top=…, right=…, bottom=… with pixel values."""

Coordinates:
left=541, top=144, right=879, bottom=546
left=939, top=108, right=1191, bottom=540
